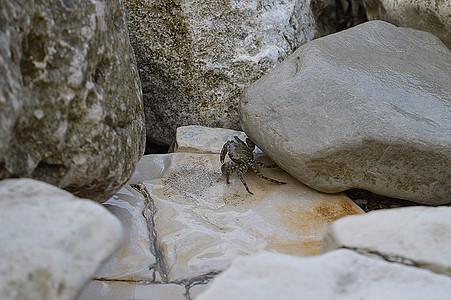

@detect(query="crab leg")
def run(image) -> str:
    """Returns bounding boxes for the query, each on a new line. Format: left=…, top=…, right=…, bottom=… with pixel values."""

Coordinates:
left=220, top=141, right=230, bottom=163
left=250, top=163, right=286, bottom=184
left=255, top=161, right=278, bottom=168
left=237, top=164, right=253, bottom=195
left=221, top=162, right=238, bottom=184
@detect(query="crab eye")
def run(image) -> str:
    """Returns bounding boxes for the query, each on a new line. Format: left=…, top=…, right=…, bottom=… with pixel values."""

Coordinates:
left=246, top=138, right=255, bottom=149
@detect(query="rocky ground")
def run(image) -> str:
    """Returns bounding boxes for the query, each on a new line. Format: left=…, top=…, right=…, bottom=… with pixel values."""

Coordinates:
left=0, top=0, right=450, bottom=299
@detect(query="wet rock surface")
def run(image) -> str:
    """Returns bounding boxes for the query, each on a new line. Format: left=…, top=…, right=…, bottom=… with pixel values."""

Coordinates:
left=240, top=20, right=451, bottom=205
left=0, top=179, right=123, bottom=300
left=197, top=249, right=451, bottom=300
left=0, top=0, right=145, bottom=203
left=79, top=151, right=362, bottom=299
left=124, top=0, right=315, bottom=145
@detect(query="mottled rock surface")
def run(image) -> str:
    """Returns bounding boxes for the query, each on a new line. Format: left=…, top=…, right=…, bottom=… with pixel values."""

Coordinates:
left=80, top=151, right=362, bottom=299
left=197, top=250, right=451, bottom=300
left=241, top=20, right=451, bottom=205
left=0, top=179, right=123, bottom=300
left=0, top=0, right=145, bottom=202
left=124, top=0, right=315, bottom=145
left=361, top=0, right=451, bottom=48
left=131, top=154, right=362, bottom=280
left=322, top=206, right=451, bottom=276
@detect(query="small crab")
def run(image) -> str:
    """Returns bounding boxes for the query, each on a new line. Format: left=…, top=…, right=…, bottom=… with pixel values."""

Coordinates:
left=220, top=136, right=286, bottom=194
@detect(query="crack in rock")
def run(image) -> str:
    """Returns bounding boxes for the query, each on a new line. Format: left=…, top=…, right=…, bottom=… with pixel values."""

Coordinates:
left=131, top=183, right=221, bottom=299
left=176, top=271, right=221, bottom=300
left=343, top=246, right=418, bottom=267
left=131, top=183, right=171, bottom=283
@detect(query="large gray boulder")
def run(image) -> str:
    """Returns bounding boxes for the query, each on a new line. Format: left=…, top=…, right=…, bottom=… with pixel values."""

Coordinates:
left=0, top=179, right=124, bottom=300
left=124, top=0, right=315, bottom=145
left=240, top=21, right=451, bottom=205
left=0, top=0, right=145, bottom=202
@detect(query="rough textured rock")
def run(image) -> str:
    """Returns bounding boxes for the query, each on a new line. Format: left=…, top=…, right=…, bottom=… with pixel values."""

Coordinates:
left=0, top=0, right=145, bottom=202
left=322, top=206, right=451, bottom=276
left=124, top=0, right=315, bottom=145
left=130, top=153, right=362, bottom=280
left=361, top=0, right=451, bottom=49
left=197, top=249, right=451, bottom=300
left=170, top=125, right=259, bottom=154
left=0, top=179, right=124, bottom=300
left=240, top=20, right=451, bottom=205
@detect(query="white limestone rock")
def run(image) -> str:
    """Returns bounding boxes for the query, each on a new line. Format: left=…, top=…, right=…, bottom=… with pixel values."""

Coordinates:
left=170, top=125, right=261, bottom=154
left=240, top=20, right=451, bottom=205
left=93, top=185, right=158, bottom=280
left=321, top=206, right=451, bottom=276
left=131, top=153, right=362, bottom=281
left=197, top=249, right=451, bottom=300
left=77, top=280, right=186, bottom=300
left=124, top=0, right=315, bottom=145
left=0, top=179, right=123, bottom=300
left=361, top=0, right=451, bottom=48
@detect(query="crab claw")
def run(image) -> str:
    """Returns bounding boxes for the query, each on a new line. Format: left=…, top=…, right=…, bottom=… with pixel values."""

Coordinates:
left=220, top=141, right=229, bottom=163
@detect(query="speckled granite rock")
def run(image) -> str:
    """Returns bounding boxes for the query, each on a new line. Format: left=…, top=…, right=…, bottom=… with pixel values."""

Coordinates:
left=197, top=250, right=451, bottom=300
left=322, top=206, right=451, bottom=276
left=361, top=0, right=451, bottom=48
left=0, top=179, right=123, bottom=300
left=241, top=20, right=451, bottom=205
left=124, top=0, right=315, bottom=145
left=0, top=0, right=145, bottom=202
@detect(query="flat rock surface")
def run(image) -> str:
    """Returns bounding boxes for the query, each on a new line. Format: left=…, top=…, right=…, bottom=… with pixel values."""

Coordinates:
left=80, top=152, right=361, bottom=298
left=197, top=249, right=451, bottom=300
left=78, top=281, right=186, bottom=300
left=92, top=185, right=157, bottom=281
left=322, top=206, right=451, bottom=276
left=170, top=125, right=249, bottom=154
left=124, top=0, right=314, bottom=145
left=241, top=20, right=451, bottom=205
left=131, top=153, right=362, bottom=280
left=0, top=0, right=145, bottom=202
left=0, top=179, right=123, bottom=300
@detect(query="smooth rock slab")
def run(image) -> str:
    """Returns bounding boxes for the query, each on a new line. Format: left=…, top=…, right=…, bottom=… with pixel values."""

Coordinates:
left=0, top=0, right=145, bottom=202
left=170, top=125, right=261, bottom=154
left=78, top=281, right=186, bottom=300
left=241, top=20, right=451, bottom=205
left=92, top=185, right=157, bottom=281
left=322, top=206, right=451, bottom=276
left=0, top=179, right=123, bottom=300
left=124, top=0, right=314, bottom=145
left=131, top=153, right=362, bottom=280
left=197, top=249, right=451, bottom=300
